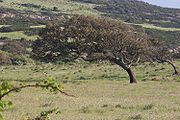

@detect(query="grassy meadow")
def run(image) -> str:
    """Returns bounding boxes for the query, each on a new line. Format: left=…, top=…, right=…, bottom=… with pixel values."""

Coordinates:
left=0, top=25, right=45, bottom=40
left=0, top=31, right=38, bottom=40
left=0, top=60, right=180, bottom=120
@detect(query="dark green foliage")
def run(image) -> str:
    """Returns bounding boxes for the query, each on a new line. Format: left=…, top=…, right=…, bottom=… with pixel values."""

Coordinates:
left=32, top=15, right=152, bottom=83
left=145, top=28, right=180, bottom=48
left=0, top=24, right=31, bottom=33
left=32, top=15, right=150, bottom=64
left=76, top=0, right=180, bottom=28
left=1, top=41, right=27, bottom=55
left=33, top=108, right=60, bottom=120
left=0, top=27, right=13, bottom=32
left=24, top=28, right=41, bottom=36
left=132, top=25, right=180, bottom=48
left=10, top=23, right=29, bottom=31
left=142, top=104, right=154, bottom=110
left=0, top=38, right=32, bottom=65
left=20, top=3, right=41, bottom=9
left=52, top=7, right=58, bottom=11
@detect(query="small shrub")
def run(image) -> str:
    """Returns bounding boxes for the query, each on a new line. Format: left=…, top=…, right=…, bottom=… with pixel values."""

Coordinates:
left=115, top=104, right=122, bottom=108
left=78, top=70, right=82, bottom=73
left=115, top=104, right=134, bottom=109
left=102, top=104, right=108, bottom=108
left=128, top=114, right=143, bottom=120
left=52, top=7, right=58, bottom=11
left=142, top=104, right=154, bottom=110
left=24, top=28, right=40, bottom=36
left=21, top=3, right=41, bottom=9
left=10, top=55, right=27, bottom=65
left=32, top=108, right=60, bottom=120
left=0, top=50, right=11, bottom=64
left=79, top=76, right=86, bottom=80
left=41, top=7, right=49, bottom=11
left=64, top=76, right=69, bottom=79
left=1, top=40, right=27, bottom=55
left=0, top=27, right=13, bottom=32
left=80, top=106, right=91, bottom=113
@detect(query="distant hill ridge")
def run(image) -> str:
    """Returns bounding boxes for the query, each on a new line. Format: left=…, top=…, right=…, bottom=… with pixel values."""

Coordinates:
left=75, top=0, right=180, bottom=28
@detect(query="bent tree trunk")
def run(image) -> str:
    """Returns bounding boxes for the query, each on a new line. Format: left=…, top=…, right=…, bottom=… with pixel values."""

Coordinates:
left=126, top=67, right=137, bottom=83
left=111, top=58, right=137, bottom=83
left=160, top=59, right=179, bottom=75
left=81, top=53, right=137, bottom=83
left=165, top=60, right=178, bottom=75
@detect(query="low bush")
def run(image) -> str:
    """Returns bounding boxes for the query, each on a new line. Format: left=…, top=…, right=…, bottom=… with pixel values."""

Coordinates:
left=0, top=27, right=13, bottom=32
left=1, top=40, right=27, bottom=55
left=0, top=50, right=11, bottom=65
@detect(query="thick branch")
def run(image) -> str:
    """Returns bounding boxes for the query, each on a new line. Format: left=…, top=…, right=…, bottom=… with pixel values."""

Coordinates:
left=110, top=57, right=130, bottom=70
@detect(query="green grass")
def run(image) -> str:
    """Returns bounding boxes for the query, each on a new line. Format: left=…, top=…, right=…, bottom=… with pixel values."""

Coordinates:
left=0, top=25, right=45, bottom=40
left=0, top=60, right=180, bottom=119
left=0, top=60, right=179, bottom=83
left=0, top=25, right=11, bottom=28
left=30, top=25, right=46, bottom=28
left=2, top=78, right=180, bottom=120
left=0, top=31, right=38, bottom=40
left=125, top=22, right=180, bottom=31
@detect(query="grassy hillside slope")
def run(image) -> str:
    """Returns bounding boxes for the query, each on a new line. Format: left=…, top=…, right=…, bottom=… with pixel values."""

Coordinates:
left=76, top=0, right=180, bottom=28
left=0, top=0, right=179, bottom=47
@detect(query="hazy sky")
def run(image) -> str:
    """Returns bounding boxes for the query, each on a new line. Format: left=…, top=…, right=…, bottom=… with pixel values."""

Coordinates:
left=140, top=0, right=180, bottom=8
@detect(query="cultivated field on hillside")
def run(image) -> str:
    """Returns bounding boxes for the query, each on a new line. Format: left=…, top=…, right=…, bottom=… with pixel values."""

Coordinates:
left=0, top=0, right=99, bottom=15
left=126, top=23, right=180, bottom=32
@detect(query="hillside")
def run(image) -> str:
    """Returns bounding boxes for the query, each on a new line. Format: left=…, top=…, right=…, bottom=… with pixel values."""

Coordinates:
left=2, top=0, right=179, bottom=27
left=75, top=0, right=180, bottom=28
left=0, top=0, right=180, bottom=47
left=0, top=0, right=99, bottom=25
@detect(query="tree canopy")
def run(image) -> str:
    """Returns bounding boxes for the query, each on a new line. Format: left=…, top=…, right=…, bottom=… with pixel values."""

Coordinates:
left=32, top=15, right=152, bottom=83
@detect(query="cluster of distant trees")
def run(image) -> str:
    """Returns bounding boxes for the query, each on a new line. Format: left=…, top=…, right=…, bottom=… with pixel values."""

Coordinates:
left=32, top=15, right=179, bottom=83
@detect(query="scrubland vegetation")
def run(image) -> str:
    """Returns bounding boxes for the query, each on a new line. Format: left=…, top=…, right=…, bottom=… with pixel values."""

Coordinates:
left=0, top=0, right=180, bottom=120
